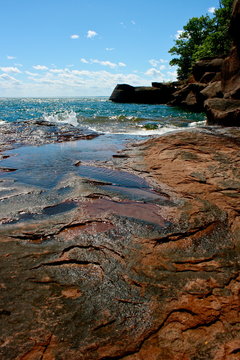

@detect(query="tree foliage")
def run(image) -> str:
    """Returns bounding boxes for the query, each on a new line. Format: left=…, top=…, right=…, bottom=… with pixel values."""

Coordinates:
left=169, top=0, right=234, bottom=80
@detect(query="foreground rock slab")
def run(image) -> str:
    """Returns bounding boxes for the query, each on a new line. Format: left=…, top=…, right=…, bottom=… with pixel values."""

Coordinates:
left=0, top=128, right=240, bottom=359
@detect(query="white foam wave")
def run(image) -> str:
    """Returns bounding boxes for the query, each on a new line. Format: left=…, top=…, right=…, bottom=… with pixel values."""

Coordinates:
left=188, top=120, right=207, bottom=127
left=0, top=119, right=6, bottom=125
left=124, top=126, right=182, bottom=136
left=43, top=110, right=79, bottom=127
left=99, top=126, right=182, bottom=136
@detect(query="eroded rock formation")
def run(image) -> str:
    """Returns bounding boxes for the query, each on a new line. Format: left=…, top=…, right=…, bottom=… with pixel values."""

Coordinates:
left=0, top=128, right=240, bottom=359
left=109, top=83, right=177, bottom=104
left=204, top=0, right=240, bottom=125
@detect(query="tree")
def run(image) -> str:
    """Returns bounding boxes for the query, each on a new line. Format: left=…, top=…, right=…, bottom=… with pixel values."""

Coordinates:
left=169, top=0, right=234, bottom=80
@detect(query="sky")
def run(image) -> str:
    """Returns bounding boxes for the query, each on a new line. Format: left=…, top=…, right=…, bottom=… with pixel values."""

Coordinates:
left=0, top=0, right=220, bottom=97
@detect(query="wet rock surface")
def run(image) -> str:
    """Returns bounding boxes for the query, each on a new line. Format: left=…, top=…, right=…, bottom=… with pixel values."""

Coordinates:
left=0, top=119, right=99, bottom=153
left=0, top=128, right=240, bottom=359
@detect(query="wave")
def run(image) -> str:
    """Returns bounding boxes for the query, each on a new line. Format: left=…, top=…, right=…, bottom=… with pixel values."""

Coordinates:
left=188, top=120, right=207, bottom=127
left=43, top=110, right=79, bottom=127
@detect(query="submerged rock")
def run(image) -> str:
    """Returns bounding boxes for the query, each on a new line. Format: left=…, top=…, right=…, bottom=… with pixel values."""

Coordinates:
left=0, top=120, right=99, bottom=151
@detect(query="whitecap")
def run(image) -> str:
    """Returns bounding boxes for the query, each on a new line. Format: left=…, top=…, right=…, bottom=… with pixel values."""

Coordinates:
left=43, top=110, right=79, bottom=127
left=188, top=120, right=207, bottom=127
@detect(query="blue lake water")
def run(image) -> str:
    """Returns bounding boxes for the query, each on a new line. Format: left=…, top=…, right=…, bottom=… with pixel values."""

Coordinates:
left=0, top=97, right=206, bottom=189
left=0, top=97, right=206, bottom=135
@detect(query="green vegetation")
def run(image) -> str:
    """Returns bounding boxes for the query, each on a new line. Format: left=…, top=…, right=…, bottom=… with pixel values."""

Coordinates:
left=169, top=0, right=234, bottom=80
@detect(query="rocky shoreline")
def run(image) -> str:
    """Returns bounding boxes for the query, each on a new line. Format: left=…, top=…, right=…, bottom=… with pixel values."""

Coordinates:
left=0, top=127, right=240, bottom=360
left=110, top=0, right=240, bottom=127
left=1, top=1, right=240, bottom=359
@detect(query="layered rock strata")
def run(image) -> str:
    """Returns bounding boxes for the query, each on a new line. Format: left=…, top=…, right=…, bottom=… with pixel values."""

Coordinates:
left=0, top=128, right=240, bottom=360
left=204, top=0, right=240, bottom=125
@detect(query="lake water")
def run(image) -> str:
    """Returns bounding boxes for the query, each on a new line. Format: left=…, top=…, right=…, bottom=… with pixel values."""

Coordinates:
left=0, top=97, right=206, bottom=190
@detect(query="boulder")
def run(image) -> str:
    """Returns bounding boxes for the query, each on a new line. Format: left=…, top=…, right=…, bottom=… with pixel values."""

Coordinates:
left=168, top=83, right=206, bottom=112
left=221, top=46, right=240, bottom=99
left=200, top=81, right=223, bottom=100
left=199, top=71, right=221, bottom=84
left=192, top=58, right=224, bottom=82
left=205, top=0, right=240, bottom=125
left=204, top=97, right=240, bottom=125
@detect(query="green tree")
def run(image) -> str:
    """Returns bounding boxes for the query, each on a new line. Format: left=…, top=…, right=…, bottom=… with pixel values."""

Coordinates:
left=169, top=0, right=234, bottom=80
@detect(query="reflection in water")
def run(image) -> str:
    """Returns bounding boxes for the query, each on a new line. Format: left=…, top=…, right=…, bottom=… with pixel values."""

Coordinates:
left=1, top=134, right=150, bottom=194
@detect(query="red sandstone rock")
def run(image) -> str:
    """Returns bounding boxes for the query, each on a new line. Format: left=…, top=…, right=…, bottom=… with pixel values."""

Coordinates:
left=0, top=129, right=240, bottom=360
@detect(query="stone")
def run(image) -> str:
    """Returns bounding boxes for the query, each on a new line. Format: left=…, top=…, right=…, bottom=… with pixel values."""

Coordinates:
left=199, top=71, right=221, bottom=84
left=205, top=0, right=240, bottom=125
left=109, top=83, right=176, bottom=104
left=192, top=58, right=224, bottom=82
left=204, top=97, right=240, bottom=126
left=168, top=83, right=206, bottom=112
left=221, top=46, right=240, bottom=99
left=1, top=128, right=240, bottom=359
left=200, top=81, right=223, bottom=100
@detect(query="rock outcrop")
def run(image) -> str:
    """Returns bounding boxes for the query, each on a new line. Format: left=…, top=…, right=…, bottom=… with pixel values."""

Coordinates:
left=109, top=0, right=240, bottom=125
left=204, top=0, right=240, bottom=125
left=0, top=128, right=240, bottom=359
left=109, top=83, right=177, bottom=104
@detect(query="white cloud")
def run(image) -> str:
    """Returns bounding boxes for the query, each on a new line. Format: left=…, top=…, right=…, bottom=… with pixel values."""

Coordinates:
left=25, top=71, right=39, bottom=76
left=166, top=70, right=178, bottom=81
left=87, top=30, right=98, bottom=39
left=50, top=68, right=68, bottom=73
left=32, top=65, right=49, bottom=70
left=145, top=65, right=177, bottom=82
left=149, top=59, right=159, bottom=67
left=0, top=66, right=21, bottom=73
left=106, top=48, right=114, bottom=51
left=70, top=34, right=79, bottom=39
left=0, top=63, right=177, bottom=96
left=149, top=59, right=168, bottom=68
left=0, top=73, right=21, bottom=86
left=80, top=58, right=126, bottom=68
left=175, top=30, right=184, bottom=39
left=208, top=7, right=216, bottom=14
left=145, top=68, right=164, bottom=80
left=80, top=58, right=89, bottom=64
left=7, top=55, right=16, bottom=60
left=92, top=59, right=117, bottom=68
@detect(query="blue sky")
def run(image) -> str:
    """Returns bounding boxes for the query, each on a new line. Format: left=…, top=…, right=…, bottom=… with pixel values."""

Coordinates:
left=0, top=0, right=219, bottom=97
